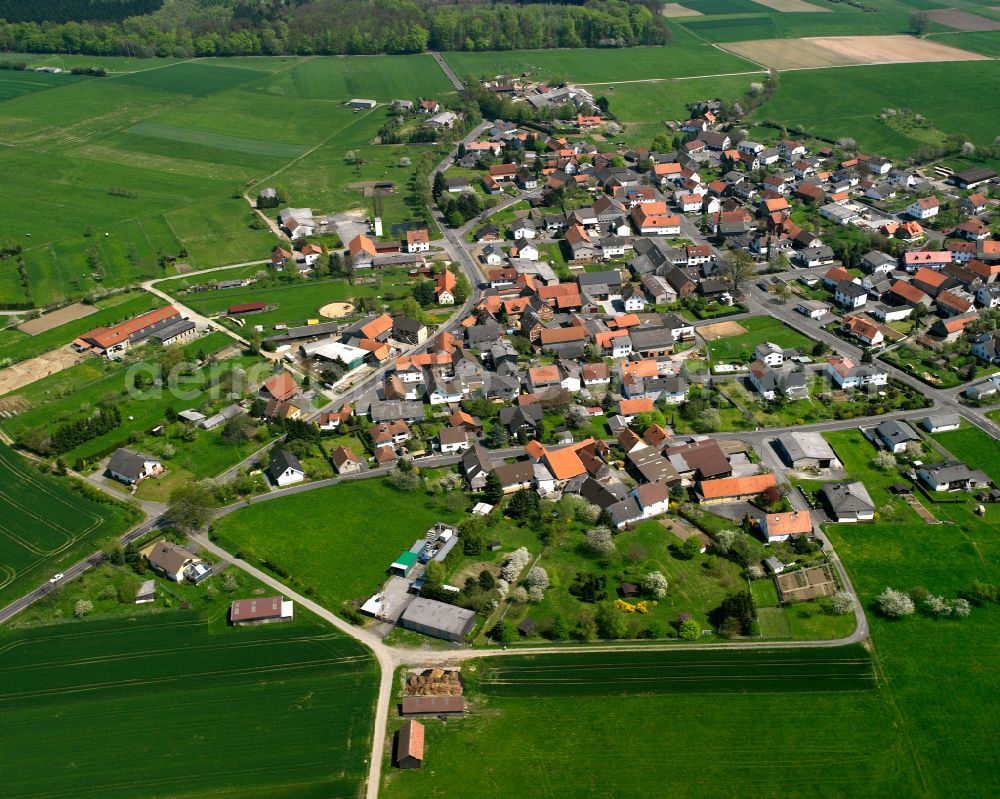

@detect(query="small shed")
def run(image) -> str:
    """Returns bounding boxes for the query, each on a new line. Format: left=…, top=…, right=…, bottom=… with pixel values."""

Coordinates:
left=487, top=539, right=502, bottom=552
left=517, top=617, right=537, bottom=636
left=764, top=556, right=786, bottom=574
left=395, top=720, right=424, bottom=769
left=391, top=551, right=419, bottom=577
left=135, top=580, right=156, bottom=604
left=617, top=581, right=640, bottom=599
left=888, top=482, right=912, bottom=495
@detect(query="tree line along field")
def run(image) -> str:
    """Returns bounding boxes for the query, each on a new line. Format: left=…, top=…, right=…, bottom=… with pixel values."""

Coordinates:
left=0, top=55, right=451, bottom=309
left=0, top=443, right=138, bottom=609
left=0, top=614, right=378, bottom=799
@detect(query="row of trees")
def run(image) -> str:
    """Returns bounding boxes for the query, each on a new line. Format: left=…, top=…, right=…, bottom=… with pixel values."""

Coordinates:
left=0, top=0, right=668, bottom=58
left=44, top=405, right=121, bottom=455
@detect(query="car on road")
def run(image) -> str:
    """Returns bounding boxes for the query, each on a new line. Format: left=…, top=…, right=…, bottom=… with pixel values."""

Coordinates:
left=49, top=573, right=64, bottom=583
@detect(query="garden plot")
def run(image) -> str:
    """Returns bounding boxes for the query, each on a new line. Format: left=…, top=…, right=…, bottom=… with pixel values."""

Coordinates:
left=721, top=35, right=990, bottom=70
left=924, top=8, right=1000, bottom=31
left=697, top=320, right=747, bottom=340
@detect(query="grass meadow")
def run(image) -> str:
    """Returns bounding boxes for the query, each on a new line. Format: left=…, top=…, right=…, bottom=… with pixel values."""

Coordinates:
left=705, top=315, right=814, bottom=362
left=0, top=443, right=137, bottom=609
left=0, top=56, right=449, bottom=307
left=931, top=422, right=1000, bottom=484
left=604, top=74, right=761, bottom=144
left=211, top=478, right=465, bottom=607
left=0, top=613, right=377, bottom=799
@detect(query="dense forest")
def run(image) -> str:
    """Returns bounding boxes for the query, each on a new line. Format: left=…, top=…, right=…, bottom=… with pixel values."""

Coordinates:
left=2, top=0, right=163, bottom=24
left=0, top=0, right=668, bottom=57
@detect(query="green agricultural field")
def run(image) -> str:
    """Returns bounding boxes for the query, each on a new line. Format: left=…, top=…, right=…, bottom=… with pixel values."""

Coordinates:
left=706, top=315, right=814, bottom=362
left=0, top=443, right=138, bottom=609
left=678, top=0, right=923, bottom=42
left=443, top=25, right=759, bottom=83
left=931, top=422, right=1000, bottom=485
left=929, top=29, right=1000, bottom=57
left=0, top=56, right=448, bottom=306
left=751, top=61, right=1000, bottom=163
left=382, top=646, right=923, bottom=799
left=471, top=645, right=876, bottom=696
left=0, top=70, right=81, bottom=101
left=263, top=54, right=454, bottom=101
left=211, top=478, right=465, bottom=608
left=0, top=291, right=159, bottom=365
left=0, top=614, right=377, bottom=799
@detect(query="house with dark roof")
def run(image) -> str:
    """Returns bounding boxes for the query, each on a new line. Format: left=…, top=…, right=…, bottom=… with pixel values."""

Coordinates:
left=871, top=419, right=921, bottom=454
left=820, top=481, right=875, bottom=522
left=106, top=449, right=163, bottom=485
left=268, top=450, right=304, bottom=487
left=918, top=461, right=991, bottom=492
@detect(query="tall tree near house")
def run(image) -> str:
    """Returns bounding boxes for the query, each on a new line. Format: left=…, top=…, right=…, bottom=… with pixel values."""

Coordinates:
left=719, top=247, right=755, bottom=296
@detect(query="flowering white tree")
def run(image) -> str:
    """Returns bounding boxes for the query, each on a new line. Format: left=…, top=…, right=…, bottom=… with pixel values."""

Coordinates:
left=746, top=563, right=765, bottom=580
left=873, top=451, right=897, bottom=471
left=642, top=571, right=668, bottom=599
left=952, top=598, right=971, bottom=617
left=585, top=526, right=616, bottom=555
left=877, top=587, right=915, bottom=617
left=830, top=591, right=854, bottom=615
left=509, top=586, right=528, bottom=604
left=501, top=548, right=531, bottom=582
left=525, top=566, right=549, bottom=590
left=74, top=599, right=94, bottom=618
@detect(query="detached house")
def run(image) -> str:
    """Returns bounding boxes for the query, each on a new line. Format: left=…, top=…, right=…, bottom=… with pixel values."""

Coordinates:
left=907, top=197, right=940, bottom=220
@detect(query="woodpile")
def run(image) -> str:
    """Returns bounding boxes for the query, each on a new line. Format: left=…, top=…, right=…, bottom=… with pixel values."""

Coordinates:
left=404, top=668, right=463, bottom=696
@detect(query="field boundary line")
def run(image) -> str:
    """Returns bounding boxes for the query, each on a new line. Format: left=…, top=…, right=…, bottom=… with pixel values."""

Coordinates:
left=575, top=69, right=767, bottom=86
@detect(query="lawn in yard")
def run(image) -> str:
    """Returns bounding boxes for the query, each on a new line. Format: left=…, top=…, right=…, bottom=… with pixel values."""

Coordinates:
left=0, top=609, right=377, bottom=799
left=0, top=443, right=140, bottom=610
left=930, top=422, right=1000, bottom=485
left=705, top=315, right=814, bottom=363
left=882, top=343, right=987, bottom=389
left=497, top=519, right=748, bottom=641
left=210, top=477, right=467, bottom=608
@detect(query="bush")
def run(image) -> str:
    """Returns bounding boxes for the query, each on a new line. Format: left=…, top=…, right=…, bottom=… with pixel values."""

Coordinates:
left=830, top=591, right=854, bottom=615
left=642, top=571, right=668, bottom=599
left=74, top=599, right=94, bottom=618
left=679, top=618, right=700, bottom=640
left=501, top=547, right=531, bottom=582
